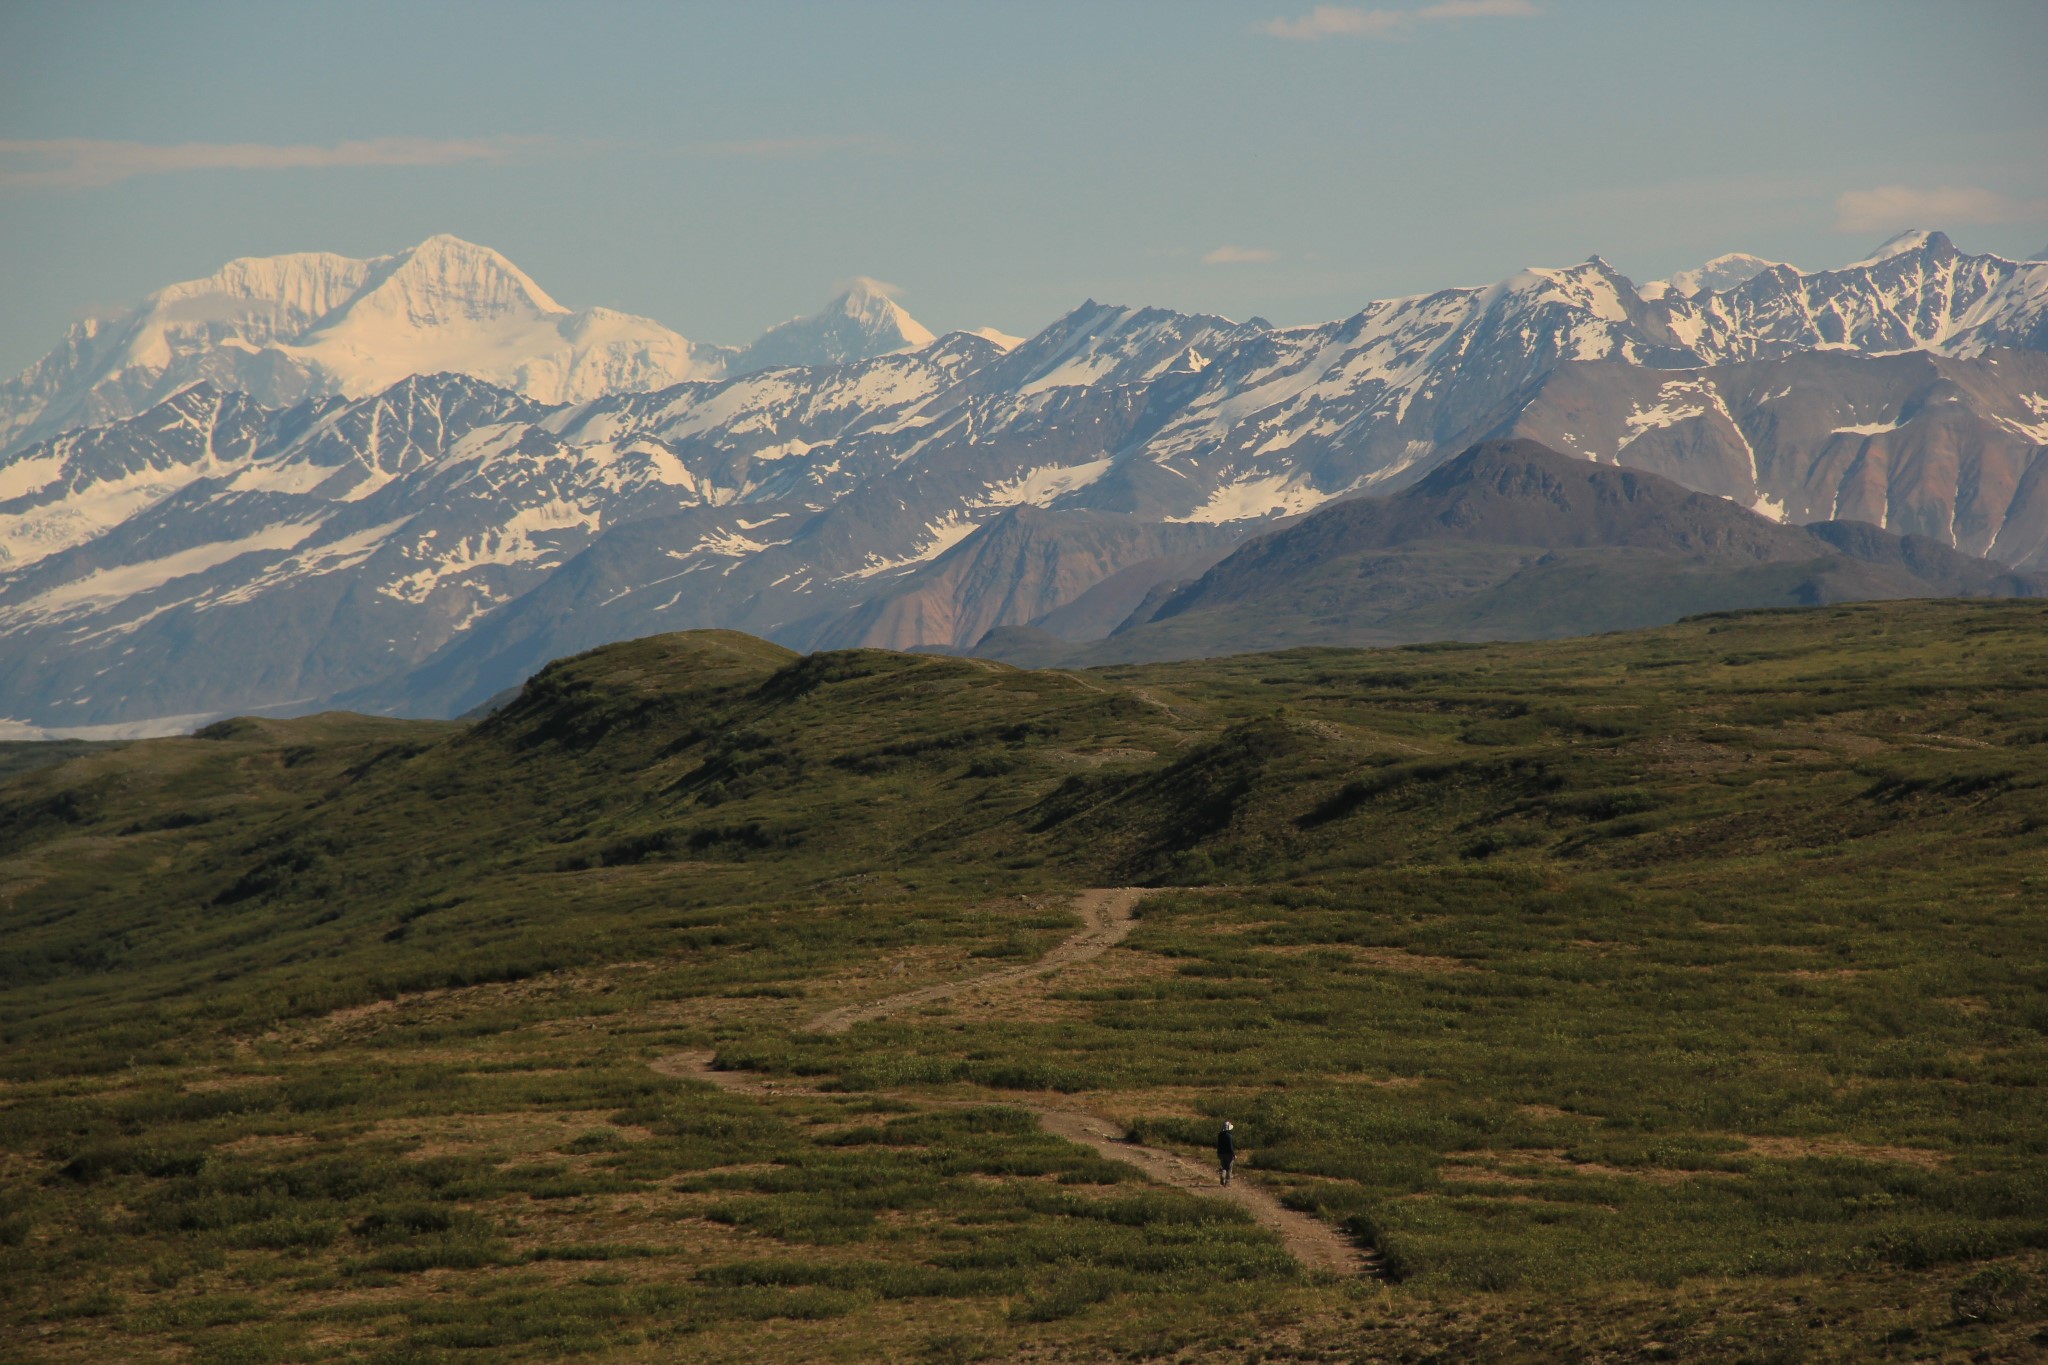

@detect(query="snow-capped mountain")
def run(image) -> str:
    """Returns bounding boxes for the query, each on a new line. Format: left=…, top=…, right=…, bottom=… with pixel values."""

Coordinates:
left=0, top=237, right=722, bottom=455
left=1667, top=231, right=2048, bottom=360
left=0, top=240, right=963, bottom=460
left=729, top=278, right=939, bottom=374
left=1499, top=347, right=2048, bottom=556
left=1640, top=252, right=1783, bottom=300
left=2, top=229, right=2045, bottom=733
left=995, top=439, right=2048, bottom=669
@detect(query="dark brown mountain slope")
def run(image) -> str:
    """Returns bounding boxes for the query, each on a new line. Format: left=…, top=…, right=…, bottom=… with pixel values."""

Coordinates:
left=975, top=440, right=2046, bottom=665
left=789, top=506, right=1240, bottom=651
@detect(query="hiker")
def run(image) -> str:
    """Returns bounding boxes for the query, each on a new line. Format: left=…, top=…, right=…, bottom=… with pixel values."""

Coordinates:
left=1217, top=1120, right=1236, bottom=1185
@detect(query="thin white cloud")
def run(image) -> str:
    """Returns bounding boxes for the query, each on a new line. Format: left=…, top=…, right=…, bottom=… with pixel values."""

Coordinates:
left=1263, top=0, right=1537, bottom=41
left=1265, top=5, right=1405, bottom=38
left=1203, top=245, right=1280, bottom=265
left=0, top=136, right=563, bottom=190
left=1833, top=184, right=2048, bottom=233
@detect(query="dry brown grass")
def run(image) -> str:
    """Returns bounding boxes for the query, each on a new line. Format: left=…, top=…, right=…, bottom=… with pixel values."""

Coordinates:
left=1049, top=746, right=1157, bottom=766
left=213, top=1132, right=316, bottom=1156
left=1738, top=1135, right=1948, bottom=1168
left=1515, top=1103, right=1588, bottom=1121
left=1234, top=942, right=1474, bottom=973
left=365, top=1107, right=659, bottom=1161
left=1445, top=1148, right=1734, bottom=1187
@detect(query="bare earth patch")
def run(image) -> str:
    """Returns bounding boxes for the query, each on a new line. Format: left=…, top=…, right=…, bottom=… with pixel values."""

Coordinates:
left=369, top=1108, right=658, bottom=1161
left=215, top=1132, right=315, bottom=1156
left=1450, top=1149, right=1735, bottom=1186
left=1739, top=1135, right=1947, bottom=1168
left=1329, top=1072, right=1430, bottom=1089
left=181, top=1072, right=279, bottom=1093
left=1516, top=1103, right=1589, bottom=1121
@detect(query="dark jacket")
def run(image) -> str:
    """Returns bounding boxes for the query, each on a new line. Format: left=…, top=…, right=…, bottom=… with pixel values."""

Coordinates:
left=1217, top=1128, right=1235, bottom=1163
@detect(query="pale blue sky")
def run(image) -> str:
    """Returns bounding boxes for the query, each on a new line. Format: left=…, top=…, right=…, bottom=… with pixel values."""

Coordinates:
left=3, top=0, right=2045, bottom=374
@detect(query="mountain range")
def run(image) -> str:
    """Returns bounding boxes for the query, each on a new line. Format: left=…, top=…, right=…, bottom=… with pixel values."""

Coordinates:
left=1, top=228, right=2044, bottom=735
left=975, top=439, right=2048, bottom=666
left=0, top=239, right=963, bottom=457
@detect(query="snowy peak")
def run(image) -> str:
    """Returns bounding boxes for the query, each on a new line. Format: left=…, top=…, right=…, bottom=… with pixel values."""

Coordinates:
left=0, top=236, right=712, bottom=450
left=1641, top=252, right=1785, bottom=301
left=144, top=251, right=376, bottom=333
left=1488, top=257, right=1635, bottom=316
left=1845, top=229, right=1951, bottom=269
left=833, top=277, right=936, bottom=349
left=279, top=235, right=706, bottom=403
left=8, top=225, right=2048, bottom=732
left=83, top=250, right=378, bottom=384
left=729, top=278, right=937, bottom=375
left=967, top=326, right=1024, bottom=352
left=309, top=234, right=568, bottom=334
left=1658, top=229, right=2043, bottom=362
left=975, top=298, right=1260, bottom=400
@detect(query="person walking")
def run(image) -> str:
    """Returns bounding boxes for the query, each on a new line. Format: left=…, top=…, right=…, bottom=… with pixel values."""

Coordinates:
left=1217, top=1120, right=1236, bottom=1185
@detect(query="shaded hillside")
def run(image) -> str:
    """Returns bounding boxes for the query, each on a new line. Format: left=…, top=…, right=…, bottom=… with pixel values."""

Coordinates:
left=1498, top=346, right=2048, bottom=566
left=787, top=507, right=1240, bottom=651
left=990, top=440, right=2047, bottom=665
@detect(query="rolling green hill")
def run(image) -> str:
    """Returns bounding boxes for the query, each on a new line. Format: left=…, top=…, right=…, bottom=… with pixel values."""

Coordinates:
left=2, top=602, right=2045, bottom=1362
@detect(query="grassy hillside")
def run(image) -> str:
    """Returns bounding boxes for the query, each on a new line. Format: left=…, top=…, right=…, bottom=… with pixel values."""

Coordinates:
left=2, top=603, right=2045, bottom=1362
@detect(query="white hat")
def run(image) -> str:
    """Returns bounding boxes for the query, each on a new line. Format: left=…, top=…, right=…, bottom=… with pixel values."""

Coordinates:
left=1222, top=1120, right=1233, bottom=1129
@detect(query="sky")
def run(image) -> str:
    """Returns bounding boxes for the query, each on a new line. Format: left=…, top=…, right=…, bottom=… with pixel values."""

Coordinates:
left=2, top=0, right=2046, bottom=375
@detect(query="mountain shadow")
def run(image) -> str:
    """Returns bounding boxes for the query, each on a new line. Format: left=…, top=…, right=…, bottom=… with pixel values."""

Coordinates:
left=979, top=439, right=2048, bottom=665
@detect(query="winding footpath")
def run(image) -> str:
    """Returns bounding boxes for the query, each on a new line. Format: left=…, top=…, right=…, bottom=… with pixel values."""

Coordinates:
left=804, top=888, right=1141, bottom=1036
left=651, top=888, right=1377, bottom=1278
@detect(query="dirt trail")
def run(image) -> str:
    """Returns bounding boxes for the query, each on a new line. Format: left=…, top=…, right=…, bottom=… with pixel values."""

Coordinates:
left=805, top=887, right=1142, bottom=1035
left=650, top=888, right=1378, bottom=1278
left=1058, top=671, right=1186, bottom=722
